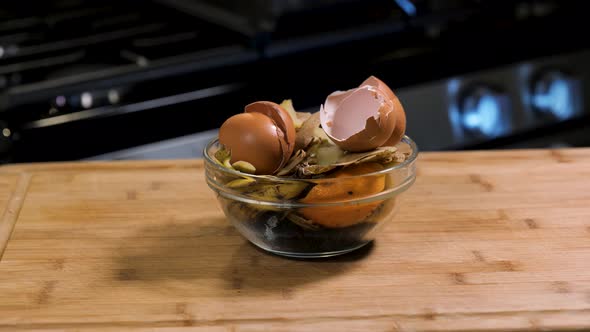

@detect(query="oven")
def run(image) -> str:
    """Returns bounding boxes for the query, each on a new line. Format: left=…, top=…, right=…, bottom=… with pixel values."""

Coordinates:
left=1, top=0, right=588, bottom=162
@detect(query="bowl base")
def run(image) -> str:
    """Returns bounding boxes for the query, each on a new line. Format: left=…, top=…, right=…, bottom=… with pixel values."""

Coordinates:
left=250, top=240, right=373, bottom=259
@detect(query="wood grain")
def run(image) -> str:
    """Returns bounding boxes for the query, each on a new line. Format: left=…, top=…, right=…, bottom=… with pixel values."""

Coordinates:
left=0, top=172, right=28, bottom=259
left=1, top=148, right=590, bottom=331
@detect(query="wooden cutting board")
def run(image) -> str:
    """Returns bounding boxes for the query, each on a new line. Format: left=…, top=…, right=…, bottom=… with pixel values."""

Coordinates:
left=1, top=148, right=590, bottom=331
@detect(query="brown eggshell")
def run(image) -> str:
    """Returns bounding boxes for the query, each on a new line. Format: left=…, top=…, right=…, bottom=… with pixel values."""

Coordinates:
left=321, top=86, right=396, bottom=152
left=382, top=94, right=406, bottom=146
left=218, top=112, right=286, bottom=175
left=361, top=76, right=395, bottom=101
left=245, top=101, right=296, bottom=162
left=333, top=100, right=395, bottom=152
left=361, top=76, right=406, bottom=146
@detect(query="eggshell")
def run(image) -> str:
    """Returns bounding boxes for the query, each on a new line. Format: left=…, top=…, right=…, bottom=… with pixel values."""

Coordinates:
left=218, top=112, right=287, bottom=175
left=320, top=86, right=396, bottom=152
left=361, top=76, right=406, bottom=146
left=245, top=101, right=296, bottom=161
left=382, top=95, right=406, bottom=146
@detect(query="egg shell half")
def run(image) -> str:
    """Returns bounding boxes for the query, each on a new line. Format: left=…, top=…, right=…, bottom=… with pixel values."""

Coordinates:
left=320, top=85, right=396, bottom=152
left=361, top=76, right=406, bottom=146
left=218, top=112, right=287, bottom=175
left=245, top=101, right=296, bottom=162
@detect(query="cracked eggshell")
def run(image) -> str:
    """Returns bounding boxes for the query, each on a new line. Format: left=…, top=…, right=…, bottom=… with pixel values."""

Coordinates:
left=361, top=76, right=406, bottom=146
left=218, top=112, right=288, bottom=175
left=320, top=85, right=396, bottom=152
left=245, top=101, right=296, bottom=162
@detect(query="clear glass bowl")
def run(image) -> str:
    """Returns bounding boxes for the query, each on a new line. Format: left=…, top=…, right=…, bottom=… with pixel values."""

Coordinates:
left=204, top=136, right=418, bottom=258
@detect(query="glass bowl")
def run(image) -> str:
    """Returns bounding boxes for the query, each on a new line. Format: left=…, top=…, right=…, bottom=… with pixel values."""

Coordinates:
left=204, top=136, right=418, bottom=258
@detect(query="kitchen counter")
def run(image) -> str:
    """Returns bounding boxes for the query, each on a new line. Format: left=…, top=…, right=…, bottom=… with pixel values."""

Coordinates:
left=1, top=148, right=590, bottom=331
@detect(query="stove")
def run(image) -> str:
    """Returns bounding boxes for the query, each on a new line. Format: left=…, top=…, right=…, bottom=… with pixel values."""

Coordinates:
left=0, top=0, right=256, bottom=162
left=1, top=0, right=588, bottom=162
left=397, top=50, right=590, bottom=150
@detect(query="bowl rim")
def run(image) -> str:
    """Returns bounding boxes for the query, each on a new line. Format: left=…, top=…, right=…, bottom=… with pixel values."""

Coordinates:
left=203, top=135, right=419, bottom=181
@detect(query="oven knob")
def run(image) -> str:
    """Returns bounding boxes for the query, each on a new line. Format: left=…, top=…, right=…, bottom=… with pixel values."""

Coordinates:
left=460, top=86, right=510, bottom=138
left=0, top=123, right=12, bottom=157
left=532, top=71, right=579, bottom=120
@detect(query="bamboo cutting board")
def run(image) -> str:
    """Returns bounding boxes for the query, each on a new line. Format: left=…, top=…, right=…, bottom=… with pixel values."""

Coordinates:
left=1, top=149, right=590, bottom=331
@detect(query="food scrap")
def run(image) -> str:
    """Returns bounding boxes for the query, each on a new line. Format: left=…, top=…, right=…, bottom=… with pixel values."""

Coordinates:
left=216, top=76, right=409, bottom=178
left=207, top=76, right=416, bottom=256
left=218, top=101, right=295, bottom=175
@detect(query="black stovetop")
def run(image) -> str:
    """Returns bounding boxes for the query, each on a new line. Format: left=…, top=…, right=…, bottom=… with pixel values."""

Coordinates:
left=1, top=0, right=588, bottom=162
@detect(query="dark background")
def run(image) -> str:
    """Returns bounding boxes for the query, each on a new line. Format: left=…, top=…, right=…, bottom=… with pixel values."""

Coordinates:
left=1, top=0, right=589, bottom=162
